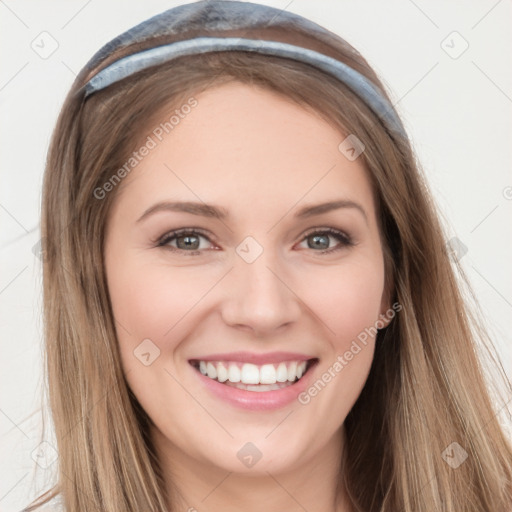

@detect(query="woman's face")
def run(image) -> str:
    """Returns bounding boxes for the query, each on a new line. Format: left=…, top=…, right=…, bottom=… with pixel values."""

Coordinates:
left=104, top=81, right=390, bottom=476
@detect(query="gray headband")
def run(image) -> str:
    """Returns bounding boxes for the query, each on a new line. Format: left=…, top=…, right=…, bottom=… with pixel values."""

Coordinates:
left=82, top=1, right=406, bottom=138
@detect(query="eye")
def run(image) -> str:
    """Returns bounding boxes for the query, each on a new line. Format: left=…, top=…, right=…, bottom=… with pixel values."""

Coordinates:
left=156, top=227, right=354, bottom=256
left=297, top=228, right=353, bottom=254
left=157, top=228, right=215, bottom=255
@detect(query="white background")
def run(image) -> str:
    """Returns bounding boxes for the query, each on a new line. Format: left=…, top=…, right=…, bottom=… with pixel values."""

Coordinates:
left=1, top=0, right=511, bottom=509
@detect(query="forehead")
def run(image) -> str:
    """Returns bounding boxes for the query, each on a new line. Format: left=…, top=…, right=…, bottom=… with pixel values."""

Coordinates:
left=113, top=82, right=376, bottom=222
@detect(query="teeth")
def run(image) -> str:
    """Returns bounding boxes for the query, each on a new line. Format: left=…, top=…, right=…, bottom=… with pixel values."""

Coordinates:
left=224, top=381, right=293, bottom=392
left=228, top=364, right=241, bottom=383
left=276, top=363, right=288, bottom=382
left=260, top=364, right=276, bottom=384
left=206, top=362, right=217, bottom=379
left=216, top=362, right=228, bottom=383
left=287, top=361, right=297, bottom=382
left=194, top=360, right=310, bottom=385
left=241, top=363, right=260, bottom=384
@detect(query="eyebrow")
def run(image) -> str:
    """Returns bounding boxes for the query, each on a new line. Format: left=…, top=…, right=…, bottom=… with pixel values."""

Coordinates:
left=136, top=199, right=368, bottom=224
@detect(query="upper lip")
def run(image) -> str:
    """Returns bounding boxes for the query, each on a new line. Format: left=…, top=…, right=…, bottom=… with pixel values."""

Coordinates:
left=188, top=351, right=316, bottom=365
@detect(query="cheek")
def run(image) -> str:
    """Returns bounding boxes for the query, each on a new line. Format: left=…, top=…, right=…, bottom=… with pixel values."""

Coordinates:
left=293, top=262, right=383, bottom=423
left=105, top=243, right=385, bottom=463
left=108, top=248, right=385, bottom=360
left=105, top=256, right=214, bottom=426
left=110, top=264, right=198, bottom=331
left=303, top=258, right=385, bottom=345
left=106, top=255, right=222, bottom=361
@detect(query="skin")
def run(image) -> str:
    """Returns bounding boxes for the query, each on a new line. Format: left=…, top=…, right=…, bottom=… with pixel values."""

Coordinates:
left=104, top=82, right=391, bottom=512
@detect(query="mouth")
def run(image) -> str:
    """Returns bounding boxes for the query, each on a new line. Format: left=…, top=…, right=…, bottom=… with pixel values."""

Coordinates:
left=188, top=357, right=319, bottom=394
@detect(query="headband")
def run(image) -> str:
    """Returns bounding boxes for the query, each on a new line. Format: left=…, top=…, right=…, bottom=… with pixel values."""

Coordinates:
left=81, top=1, right=406, bottom=138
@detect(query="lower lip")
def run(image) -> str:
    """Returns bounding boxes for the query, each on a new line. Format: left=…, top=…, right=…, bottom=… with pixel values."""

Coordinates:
left=190, top=361, right=318, bottom=411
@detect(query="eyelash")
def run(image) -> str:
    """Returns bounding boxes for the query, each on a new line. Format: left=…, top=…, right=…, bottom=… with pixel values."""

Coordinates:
left=156, top=227, right=354, bottom=256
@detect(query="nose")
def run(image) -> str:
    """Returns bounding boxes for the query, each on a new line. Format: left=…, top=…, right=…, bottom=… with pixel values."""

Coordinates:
left=220, top=246, right=301, bottom=335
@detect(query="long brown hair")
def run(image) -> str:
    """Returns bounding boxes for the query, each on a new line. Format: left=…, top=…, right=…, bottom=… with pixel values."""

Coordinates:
left=27, top=8, right=512, bottom=512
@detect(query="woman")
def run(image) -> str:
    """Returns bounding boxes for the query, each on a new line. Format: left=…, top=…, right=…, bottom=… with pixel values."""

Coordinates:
left=26, top=1, right=512, bottom=510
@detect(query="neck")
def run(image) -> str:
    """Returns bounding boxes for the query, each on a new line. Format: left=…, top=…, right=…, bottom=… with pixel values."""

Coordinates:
left=152, top=424, right=353, bottom=512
